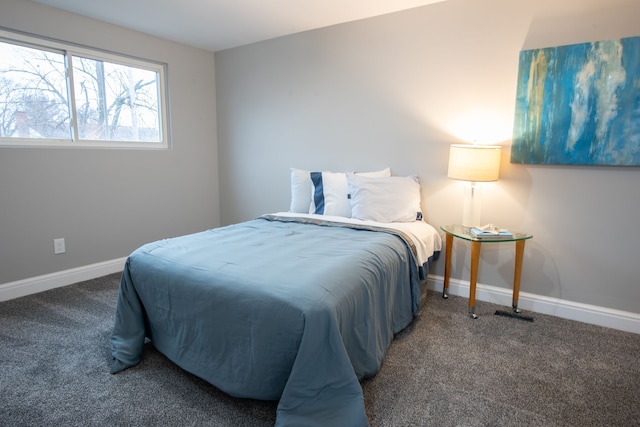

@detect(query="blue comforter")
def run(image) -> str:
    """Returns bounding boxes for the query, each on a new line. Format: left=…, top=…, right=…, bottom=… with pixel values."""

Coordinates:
left=111, top=215, right=429, bottom=426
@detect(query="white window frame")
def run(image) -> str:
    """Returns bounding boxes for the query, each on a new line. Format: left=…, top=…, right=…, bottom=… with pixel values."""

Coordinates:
left=0, top=28, right=170, bottom=149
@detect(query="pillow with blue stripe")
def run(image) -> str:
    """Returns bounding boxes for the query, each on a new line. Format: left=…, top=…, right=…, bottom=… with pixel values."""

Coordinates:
left=309, top=171, right=350, bottom=217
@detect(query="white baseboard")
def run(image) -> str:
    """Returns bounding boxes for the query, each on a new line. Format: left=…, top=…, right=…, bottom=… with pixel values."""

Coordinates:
left=425, top=275, right=640, bottom=335
left=0, top=257, right=127, bottom=302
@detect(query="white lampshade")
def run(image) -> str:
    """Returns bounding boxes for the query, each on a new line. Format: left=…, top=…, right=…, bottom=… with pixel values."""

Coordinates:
left=448, top=144, right=502, bottom=182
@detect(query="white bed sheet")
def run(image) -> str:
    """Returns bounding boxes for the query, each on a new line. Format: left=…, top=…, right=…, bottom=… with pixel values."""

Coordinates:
left=272, top=212, right=442, bottom=268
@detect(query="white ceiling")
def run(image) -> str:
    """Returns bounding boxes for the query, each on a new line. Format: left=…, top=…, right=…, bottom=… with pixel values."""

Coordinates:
left=31, top=0, right=446, bottom=52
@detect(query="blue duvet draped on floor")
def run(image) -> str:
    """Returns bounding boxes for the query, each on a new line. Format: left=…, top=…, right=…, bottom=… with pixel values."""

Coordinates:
left=111, top=216, right=428, bottom=427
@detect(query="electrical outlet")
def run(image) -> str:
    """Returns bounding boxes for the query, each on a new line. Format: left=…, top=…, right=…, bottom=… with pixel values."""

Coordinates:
left=54, top=238, right=66, bottom=254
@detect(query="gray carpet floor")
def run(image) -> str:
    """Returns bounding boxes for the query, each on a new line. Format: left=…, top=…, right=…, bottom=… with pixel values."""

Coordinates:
left=1, top=272, right=639, bottom=426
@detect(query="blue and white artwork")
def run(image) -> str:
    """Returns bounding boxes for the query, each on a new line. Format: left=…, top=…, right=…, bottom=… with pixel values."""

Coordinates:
left=511, top=36, right=640, bottom=165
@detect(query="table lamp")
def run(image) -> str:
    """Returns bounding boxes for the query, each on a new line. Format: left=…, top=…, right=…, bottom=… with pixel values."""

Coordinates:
left=447, top=144, right=502, bottom=227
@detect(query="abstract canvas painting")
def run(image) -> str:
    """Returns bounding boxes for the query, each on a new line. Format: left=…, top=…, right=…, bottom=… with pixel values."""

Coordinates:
left=511, top=36, right=640, bottom=166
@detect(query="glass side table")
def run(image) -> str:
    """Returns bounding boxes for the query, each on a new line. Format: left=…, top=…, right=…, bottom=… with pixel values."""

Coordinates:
left=441, top=225, right=533, bottom=319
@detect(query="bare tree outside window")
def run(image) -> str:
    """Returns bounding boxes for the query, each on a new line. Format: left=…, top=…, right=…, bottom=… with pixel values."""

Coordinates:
left=0, top=32, right=166, bottom=148
left=72, top=56, right=161, bottom=142
left=0, top=42, right=71, bottom=139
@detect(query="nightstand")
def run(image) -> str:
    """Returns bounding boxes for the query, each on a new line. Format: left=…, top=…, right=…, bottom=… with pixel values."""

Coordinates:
left=441, top=225, right=533, bottom=318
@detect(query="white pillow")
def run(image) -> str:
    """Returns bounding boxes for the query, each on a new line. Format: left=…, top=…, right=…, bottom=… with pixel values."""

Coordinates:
left=308, top=168, right=391, bottom=217
left=289, top=168, right=313, bottom=213
left=347, top=174, right=422, bottom=223
left=354, top=167, right=391, bottom=178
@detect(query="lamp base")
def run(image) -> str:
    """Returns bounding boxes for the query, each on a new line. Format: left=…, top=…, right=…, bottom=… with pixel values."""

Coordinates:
left=462, top=182, right=482, bottom=227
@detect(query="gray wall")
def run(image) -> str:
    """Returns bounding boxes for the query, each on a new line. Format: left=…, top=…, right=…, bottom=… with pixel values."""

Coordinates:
left=0, top=0, right=220, bottom=283
left=216, top=0, right=640, bottom=314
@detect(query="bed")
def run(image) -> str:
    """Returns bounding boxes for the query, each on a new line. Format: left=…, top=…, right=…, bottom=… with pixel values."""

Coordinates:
left=111, top=170, right=442, bottom=427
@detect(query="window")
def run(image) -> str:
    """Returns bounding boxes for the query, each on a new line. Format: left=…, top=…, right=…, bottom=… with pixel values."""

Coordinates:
left=0, top=29, right=169, bottom=149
